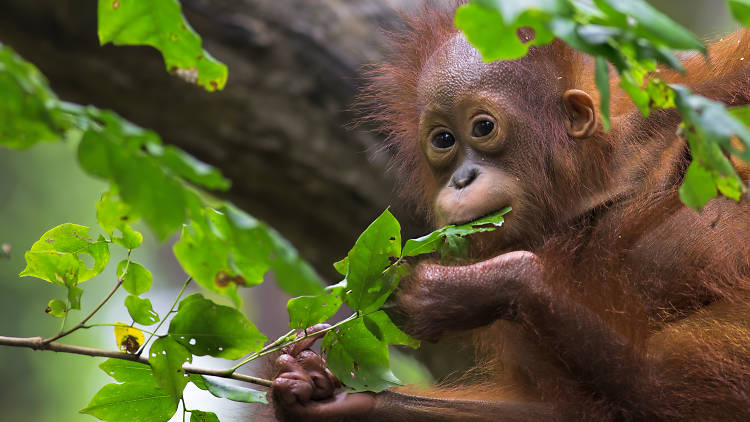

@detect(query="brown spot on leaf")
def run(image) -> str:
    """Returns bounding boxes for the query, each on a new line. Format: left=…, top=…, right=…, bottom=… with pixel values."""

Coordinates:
left=353, top=361, right=359, bottom=371
left=210, top=81, right=219, bottom=90
left=215, top=271, right=247, bottom=287
left=121, top=335, right=140, bottom=354
left=44, top=306, right=52, bottom=314
left=112, top=0, right=120, bottom=9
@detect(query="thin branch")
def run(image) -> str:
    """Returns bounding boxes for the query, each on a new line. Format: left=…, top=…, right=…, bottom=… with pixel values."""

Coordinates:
left=45, top=275, right=126, bottom=345
left=0, top=335, right=272, bottom=387
left=230, top=313, right=358, bottom=372
left=45, top=250, right=132, bottom=345
left=139, top=276, right=191, bottom=355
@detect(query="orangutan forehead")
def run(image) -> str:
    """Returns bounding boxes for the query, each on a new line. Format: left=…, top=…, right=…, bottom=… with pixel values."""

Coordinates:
left=416, top=33, right=519, bottom=110
left=416, top=33, right=560, bottom=111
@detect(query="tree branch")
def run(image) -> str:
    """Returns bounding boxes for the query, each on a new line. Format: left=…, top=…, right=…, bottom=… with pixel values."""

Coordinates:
left=0, top=335, right=273, bottom=387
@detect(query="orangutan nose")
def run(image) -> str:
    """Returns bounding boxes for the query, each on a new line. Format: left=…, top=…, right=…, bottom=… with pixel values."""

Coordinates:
left=451, top=166, right=479, bottom=189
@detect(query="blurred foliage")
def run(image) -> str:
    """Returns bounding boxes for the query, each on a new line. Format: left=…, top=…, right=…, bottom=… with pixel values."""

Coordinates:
left=457, top=0, right=750, bottom=210
left=97, top=0, right=228, bottom=91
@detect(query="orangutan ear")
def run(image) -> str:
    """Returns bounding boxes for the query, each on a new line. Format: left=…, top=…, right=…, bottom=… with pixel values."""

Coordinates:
left=562, top=89, right=597, bottom=139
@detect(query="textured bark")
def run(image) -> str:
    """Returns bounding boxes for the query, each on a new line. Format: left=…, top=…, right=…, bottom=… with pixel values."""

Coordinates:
left=0, top=0, right=432, bottom=276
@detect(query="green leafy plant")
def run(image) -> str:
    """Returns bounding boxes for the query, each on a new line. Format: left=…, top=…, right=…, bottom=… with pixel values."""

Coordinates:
left=2, top=0, right=748, bottom=421
left=0, top=33, right=509, bottom=416
left=456, top=0, right=750, bottom=210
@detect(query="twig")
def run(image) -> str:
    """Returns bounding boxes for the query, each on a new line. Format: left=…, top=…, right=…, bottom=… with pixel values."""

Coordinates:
left=138, top=276, right=192, bottom=355
left=0, top=335, right=272, bottom=387
left=230, top=313, right=358, bottom=372
left=44, top=275, right=125, bottom=344
left=45, top=250, right=133, bottom=344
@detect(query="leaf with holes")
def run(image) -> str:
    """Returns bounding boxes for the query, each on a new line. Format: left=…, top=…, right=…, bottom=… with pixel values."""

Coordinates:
left=168, top=294, right=267, bottom=359
left=322, top=317, right=401, bottom=393
left=149, top=336, right=191, bottom=399
left=100, top=359, right=154, bottom=384
left=20, top=224, right=109, bottom=286
left=454, top=1, right=571, bottom=61
left=80, top=381, right=177, bottom=422
left=341, top=209, right=401, bottom=313
left=45, top=299, right=66, bottom=318
left=97, top=0, right=227, bottom=91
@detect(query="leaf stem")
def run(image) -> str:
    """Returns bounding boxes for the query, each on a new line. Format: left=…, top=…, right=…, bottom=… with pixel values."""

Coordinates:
left=230, top=313, right=358, bottom=372
left=0, top=335, right=273, bottom=387
left=43, top=250, right=132, bottom=345
left=138, top=276, right=191, bottom=355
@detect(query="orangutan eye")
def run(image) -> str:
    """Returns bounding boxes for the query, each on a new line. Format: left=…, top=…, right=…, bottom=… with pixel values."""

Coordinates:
left=472, top=120, right=494, bottom=138
left=431, top=132, right=456, bottom=150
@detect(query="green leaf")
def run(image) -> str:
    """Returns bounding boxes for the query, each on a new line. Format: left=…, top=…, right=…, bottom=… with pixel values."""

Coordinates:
left=716, top=173, right=744, bottom=201
left=20, top=224, right=110, bottom=285
left=156, top=146, right=230, bottom=191
left=403, top=207, right=510, bottom=258
left=97, top=187, right=143, bottom=249
left=100, top=359, right=154, bottom=384
left=125, top=295, right=160, bottom=325
left=189, top=374, right=208, bottom=390
left=679, top=161, right=717, bottom=210
left=595, top=0, right=705, bottom=51
left=333, top=257, right=349, bottom=276
left=365, top=311, right=419, bottom=349
left=672, top=85, right=749, bottom=206
left=168, top=294, right=267, bottom=359
left=402, top=231, right=445, bottom=258
left=455, top=1, right=569, bottom=61
left=619, top=73, right=650, bottom=116
left=389, top=349, right=434, bottom=389
left=97, top=0, right=228, bottom=91
left=118, top=261, right=153, bottom=296
left=321, top=317, right=401, bottom=393
left=190, top=410, right=220, bottom=422
left=68, top=285, right=83, bottom=310
left=201, top=376, right=269, bottom=404
left=444, top=207, right=510, bottom=237
left=287, top=285, right=345, bottom=330
left=730, top=0, right=750, bottom=26
left=80, top=381, right=178, bottom=422
left=0, top=44, right=69, bottom=150
left=595, top=57, right=611, bottom=131
left=342, top=210, right=401, bottom=312
left=729, top=104, right=750, bottom=125
left=266, top=228, right=325, bottom=296
left=148, top=337, right=191, bottom=399
left=78, top=127, right=187, bottom=240
left=45, top=299, right=67, bottom=318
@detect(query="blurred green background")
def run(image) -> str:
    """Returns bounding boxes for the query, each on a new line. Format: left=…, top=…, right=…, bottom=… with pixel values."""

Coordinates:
left=0, top=1, right=740, bottom=421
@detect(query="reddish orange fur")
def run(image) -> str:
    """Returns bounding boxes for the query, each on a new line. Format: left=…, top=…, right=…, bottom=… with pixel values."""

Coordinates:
left=358, top=4, right=750, bottom=421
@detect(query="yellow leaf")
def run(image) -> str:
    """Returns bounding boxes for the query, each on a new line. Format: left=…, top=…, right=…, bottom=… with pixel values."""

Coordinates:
left=114, top=322, right=145, bottom=354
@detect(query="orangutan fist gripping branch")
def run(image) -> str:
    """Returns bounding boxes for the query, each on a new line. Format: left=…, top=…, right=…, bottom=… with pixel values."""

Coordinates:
left=272, top=5, right=750, bottom=422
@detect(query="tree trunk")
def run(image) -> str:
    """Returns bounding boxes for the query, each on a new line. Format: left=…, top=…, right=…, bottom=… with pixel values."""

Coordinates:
left=0, top=0, right=432, bottom=277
